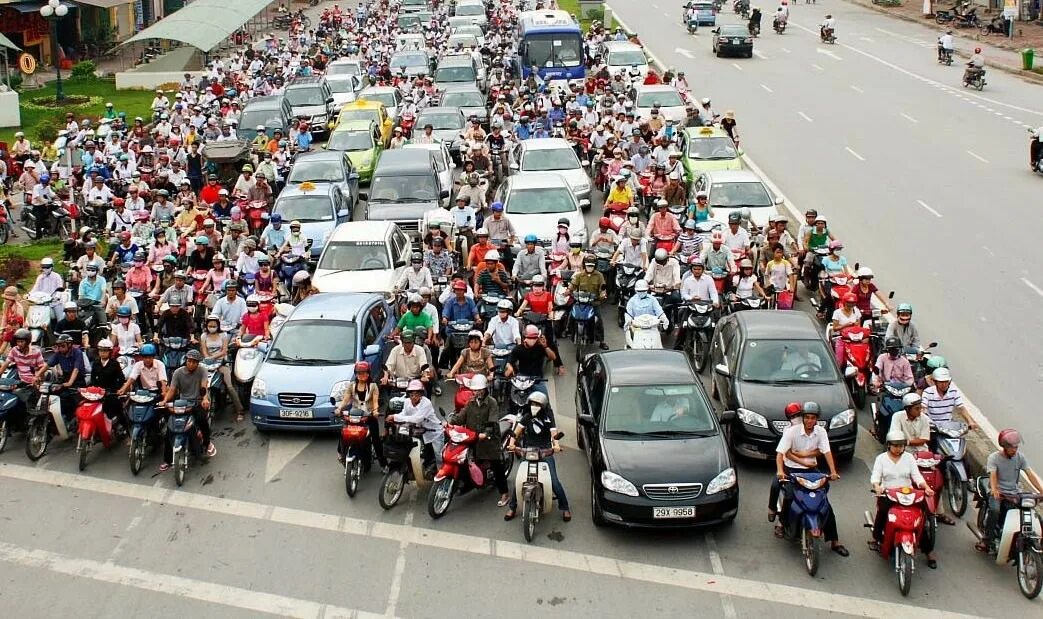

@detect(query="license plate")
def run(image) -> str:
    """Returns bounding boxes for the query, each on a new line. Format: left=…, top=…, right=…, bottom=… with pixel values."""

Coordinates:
left=652, top=506, right=696, bottom=519
left=279, top=409, right=313, bottom=419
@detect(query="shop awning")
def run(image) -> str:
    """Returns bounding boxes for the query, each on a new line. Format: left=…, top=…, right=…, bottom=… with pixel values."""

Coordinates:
left=0, top=33, right=21, bottom=51
left=75, top=0, right=133, bottom=8
left=120, top=0, right=271, bottom=53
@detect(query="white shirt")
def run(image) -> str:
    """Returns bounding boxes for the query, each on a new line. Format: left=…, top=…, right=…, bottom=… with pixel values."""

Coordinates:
left=680, top=273, right=719, bottom=303
left=394, top=397, right=442, bottom=444
left=938, top=34, right=955, bottom=49
left=870, top=451, right=925, bottom=488
left=776, top=423, right=831, bottom=469
left=723, top=226, right=749, bottom=252
left=831, top=307, right=862, bottom=329
left=485, top=315, right=520, bottom=348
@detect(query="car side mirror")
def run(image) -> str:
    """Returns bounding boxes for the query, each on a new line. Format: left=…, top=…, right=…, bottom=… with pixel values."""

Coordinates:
left=579, top=199, right=591, bottom=208
left=258, top=341, right=270, bottom=353
left=774, top=197, right=785, bottom=206
left=509, top=162, right=519, bottom=171
left=394, top=259, right=407, bottom=268
left=359, top=192, right=369, bottom=201
left=439, top=189, right=450, bottom=199
left=714, top=363, right=731, bottom=377
left=363, top=344, right=381, bottom=357
left=577, top=411, right=595, bottom=427
left=337, top=209, right=350, bottom=218
left=327, top=97, right=334, bottom=105
left=720, top=410, right=737, bottom=424
left=349, top=172, right=359, bottom=179
left=581, top=160, right=590, bottom=167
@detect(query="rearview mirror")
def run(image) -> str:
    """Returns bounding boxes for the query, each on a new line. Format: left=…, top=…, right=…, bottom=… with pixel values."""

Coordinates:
left=714, top=363, right=731, bottom=377
left=509, top=162, right=519, bottom=171
left=579, top=199, right=591, bottom=208
left=359, top=192, right=369, bottom=201
left=774, top=197, right=785, bottom=206
left=363, top=344, right=381, bottom=357
left=720, top=410, right=736, bottom=424
left=440, top=189, right=450, bottom=199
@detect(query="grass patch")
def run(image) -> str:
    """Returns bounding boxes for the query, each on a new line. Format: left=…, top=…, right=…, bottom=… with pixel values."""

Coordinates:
left=557, top=0, right=620, bottom=32
left=5, top=79, right=155, bottom=146
left=0, top=240, right=67, bottom=290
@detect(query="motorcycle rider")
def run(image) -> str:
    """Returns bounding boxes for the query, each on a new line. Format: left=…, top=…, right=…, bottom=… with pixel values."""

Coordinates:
left=646, top=199, right=680, bottom=241
left=505, top=325, right=558, bottom=394
left=889, top=393, right=931, bottom=452
left=383, top=328, right=434, bottom=394
left=387, top=379, right=445, bottom=467
left=504, top=391, right=572, bottom=522
left=90, top=338, right=128, bottom=431
left=964, top=47, right=985, bottom=84
left=332, top=360, right=386, bottom=470
left=158, top=349, right=218, bottom=471
left=976, top=429, right=1043, bottom=552
left=447, top=373, right=509, bottom=506
left=767, top=402, right=804, bottom=522
left=485, top=299, right=521, bottom=349
left=869, top=431, right=936, bottom=567
left=447, top=331, right=495, bottom=381
left=773, top=2, right=788, bottom=30
left=55, top=301, right=90, bottom=348
left=589, top=217, right=619, bottom=252
left=211, top=280, right=247, bottom=335
left=154, top=297, right=195, bottom=345
left=567, top=255, right=609, bottom=352
left=0, top=329, right=46, bottom=413
left=625, top=280, right=668, bottom=329
left=30, top=256, right=65, bottom=323
left=722, top=212, right=750, bottom=253
left=820, top=14, right=836, bottom=41
left=885, top=303, right=921, bottom=350
left=513, top=234, right=547, bottom=282
left=78, top=264, right=108, bottom=331
left=748, top=6, right=763, bottom=36
left=700, top=231, right=737, bottom=280
left=612, top=228, right=649, bottom=269
left=773, top=402, right=847, bottom=556
left=938, top=29, right=955, bottom=62
left=260, top=213, right=287, bottom=252
left=35, top=333, right=86, bottom=420
left=475, top=250, right=511, bottom=297
left=110, top=306, right=143, bottom=351
left=395, top=253, right=434, bottom=294
left=874, top=336, right=914, bottom=391
left=644, top=248, right=682, bottom=318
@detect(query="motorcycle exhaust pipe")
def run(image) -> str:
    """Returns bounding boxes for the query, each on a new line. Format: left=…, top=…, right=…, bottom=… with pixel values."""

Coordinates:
left=966, top=521, right=983, bottom=540
left=863, top=510, right=874, bottom=527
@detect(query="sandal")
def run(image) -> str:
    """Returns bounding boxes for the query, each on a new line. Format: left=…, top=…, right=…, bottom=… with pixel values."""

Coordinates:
left=497, top=495, right=510, bottom=507
left=867, top=540, right=880, bottom=552
left=831, top=544, right=850, bottom=557
left=975, top=541, right=990, bottom=553
left=503, top=510, right=516, bottom=521
left=562, top=511, right=572, bottom=522
left=937, top=514, right=956, bottom=526
left=236, top=412, right=245, bottom=423
left=927, top=559, right=938, bottom=569
left=773, top=525, right=784, bottom=538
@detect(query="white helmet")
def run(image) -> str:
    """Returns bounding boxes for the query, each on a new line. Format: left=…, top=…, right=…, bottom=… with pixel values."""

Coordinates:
left=469, top=374, right=488, bottom=390
left=654, top=248, right=668, bottom=261
left=484, top=250, right=500, bottom=261
left=932, top=367, right=952, bottom=382
left=884, top=430, right=908, bottom=445
left=856, top=267, right=874, bottom=278
left=496, top=299, right=513, bottom=311
left=634, top=280, right=649, bottom=292
left=902, top=393, right=922, bottom=408
left=292, top=270, right=311, bottom=285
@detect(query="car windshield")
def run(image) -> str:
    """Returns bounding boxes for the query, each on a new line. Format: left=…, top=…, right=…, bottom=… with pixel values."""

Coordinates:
left=327, top=63, right=361, bottom=77
left=455, top=4, right=484, bottom=16
left=339, top=109, right=380, bottom=125
left=239, top=109, right=282, bottom=129
left=607, top=49, right=647, bottom=67
left=739, top=339, right=841, bottom=383
left=328, top=131, right=374, bottom=151
left=448, top=35, right=479, bottom=48
left=434, top=65, right=476, bottom=83
left=454, top=26, right=483, bottom=36
left=397, top=15, right=421, bottom=28
left=328, top=78, right=357, bottom=94
left=524, top=33, right=583, bottom=68
left=506, top=187, right=576, bottom=214
left=604, top=385, right=717, bottom=435
left=442, top=91, right=485, bottom=108
left=284, top=87, right=326, bottom=107
left=369, top=174, right=439, bottom=202
left=287, top=160, right=344, bottom=184
left=275, top=196, right=334, bottom=222
left=520, top=148, right=580, bottom=172
left=637, top=90, right=685, bottom=108
left=268, top=320, right=357, bottom=365
left=688, top=137, right=739, bottom=160
left=709, top=181, right=773, bottom=207
left=390, top=52, right=429, bottom=68
left=363, top=92, right=398, bottom=109
left=419, top=112, right=464, bottom=130
left=317, top=241, right=391, bottom=271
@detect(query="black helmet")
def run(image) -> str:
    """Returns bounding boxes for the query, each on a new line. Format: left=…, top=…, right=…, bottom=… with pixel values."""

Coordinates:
left=56, top=334, right=74, bottom=345
left=727, top=212, right=741, bottom=223
left=801, top=401, right=821, bottom=417
left=410, top=252, right=422, bottom=263
left=13, top=328, right=30, bottom=342
left=884, top=337, right=902, bottom=351
left=557, top=217, right=570, bottom=227
left=582, top=255, right=596, bottom=267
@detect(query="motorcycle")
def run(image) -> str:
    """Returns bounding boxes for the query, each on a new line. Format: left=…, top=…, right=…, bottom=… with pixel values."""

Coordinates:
left=615, top=264, right=644, bottom=327
left=25, top=290, right=59, bottom=347
left=378, top=415, right=430, bottom=510
left=269, top=302, right=293, bottom=337
left=933, top=420, right=970, bottom=516
left=200, top=359, right=227, bottom=419
left=161, top=336, right=190, bottom=371
left=24, top=380, right=72, bottom=461
left=427, top=418, right=513, bottom=519
left=166, top=399, right=207, bottom=487
left=778, top=471, right=834, bottom=576
left=0, top=372, right=29, bottom=453
left=625, top=313, right=664, bottom=349
left=939, top=47, right=954, bottom=65
left=871, top=380, right=914, bottom=443
left=964, top=66, right=986, bottom=91
left=968, top=479, right=1043, bottom=599
left=452, top=372, right=479, bottom=414
left=811, top=272, right=851, bottom=320
left=0, top=200, right=9, bottom=245
left=514, top=435, right=565, bottom=543
left=570, top=290, right=598, bottom=362
left=233, top=335, right=267, bottom=409
left=444, top=318, right=476, bottom=369
left=341, top=408, right=373, bottom=498
left=864, top=486, right=928, bottom=596
left=126, top=389, right=163, bottom=475
left=680, top=300, right=716, bottom=372
left=77, top=297, right=110, bottom=346
left=820, top=27, right=836, bottom=44
left=801, top=246, right=829, bottom=292
left=277, top=246, right=312, bottom=300
left=773, top=16, right=787, bottom=34
left=915, top=450, right=943, bottom=555
left=839, top=325, right=872, bottom=409
left=735, top=0, right=750, bottom=18
left=478, top=291, right=507, bottom=322
left=399, top=110, right=417, bottom=138
left=687, top=14, right=699, bottom=35
left=74, top=386, right=117, bottom=471
left=21, top=200, right=73, bottom=240
left=242, top=199, right=269, bottom=237
left=507, top=375, right=542, bottom=418
left=593, top=247, right=616, bottom=301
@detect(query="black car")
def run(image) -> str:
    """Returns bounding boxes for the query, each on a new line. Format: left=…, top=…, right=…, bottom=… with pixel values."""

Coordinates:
left=713, top=25, right=754, bottom=58
left=709, top=311, right=857, bottom=461
left=576, top=350, right=739, bottom=528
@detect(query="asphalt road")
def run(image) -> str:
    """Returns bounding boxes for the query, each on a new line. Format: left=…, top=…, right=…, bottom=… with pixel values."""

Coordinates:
left=608, top=0, right=1043, bottom=463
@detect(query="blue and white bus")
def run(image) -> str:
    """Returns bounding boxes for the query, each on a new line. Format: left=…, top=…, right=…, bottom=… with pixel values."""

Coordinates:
left=516, top=10, right=585, bottom=83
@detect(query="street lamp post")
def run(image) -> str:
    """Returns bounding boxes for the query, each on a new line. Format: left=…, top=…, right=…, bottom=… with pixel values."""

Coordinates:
left=39, top=0, right=69, bottom=103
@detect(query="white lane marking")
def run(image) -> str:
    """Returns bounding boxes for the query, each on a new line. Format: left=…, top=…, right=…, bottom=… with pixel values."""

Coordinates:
left=850, top=85, right=864, bottom=93
left=704, top=532, right=738, bottom=619
left=732, top=63, right=744, bottom=71
left=675, top=47, right=695, bottom=59
left=0, top=541, right=380, bottom=619
left=1004, top=115, right=1013, bottom=120
left=815, top=47, right=843, bottom=61
left=781, top=47, right=791, bottom=53
left=760, top=83, right=774, bottom=93
left=900, top=112, right=918, bottom=123
left=385, top=496, right=415, bottom=617
left=966, top=150, right=990, bottom=164
left=663, top=11, right=670, bottom=17
left=859, top=37, right=875, bottom=43
left=982, top=245, right=995, bottom=257
left=798, top=111, right=813, bottom=123
left=753, top=50, right=768, bottom=59
left=916, top=200, right=943, bottom=218
left=106, top=513, right=144, bottom=564
left=265, top=435, right=313, bottom=482
left=811, top=63, right=824, bottom=71
left=0, top=462, right=982, bottom=619
left=845, top=147, right=865, bottom=161
left=1021, top=277, right=1043, bottom=298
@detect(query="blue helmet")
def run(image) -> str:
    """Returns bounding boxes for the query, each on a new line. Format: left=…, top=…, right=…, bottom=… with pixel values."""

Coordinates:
left=140, top=343, right=157, bottom=356
left=40, top=174, right=51, bottom=183
left=270, top=213, right=283, bottom=224
left=490, top=201, right=504, bottom=212
left=524, top=233, right=538, bottom=244
left=116, top=306, right=132, bottom=317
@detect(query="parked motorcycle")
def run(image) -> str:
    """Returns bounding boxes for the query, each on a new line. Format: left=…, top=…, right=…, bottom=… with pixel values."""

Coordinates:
left=864, top=487, right=928, bottom=596
left=871, top=380, right=914, bottom=443
left=513, top=433, right=564, bottom=543
left=126, top=389, right=163, bottom=475
left=968, top=479, right=1043, bottom=599
left=778, top=471, right=834, bottom=576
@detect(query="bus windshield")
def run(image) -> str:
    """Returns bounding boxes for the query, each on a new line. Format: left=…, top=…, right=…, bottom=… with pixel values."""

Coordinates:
left=522, top=33, right=583, bottom=68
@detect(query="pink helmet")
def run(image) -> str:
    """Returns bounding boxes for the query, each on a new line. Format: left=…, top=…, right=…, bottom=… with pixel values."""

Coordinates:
left=524, top=325, right=540, bottom=339
left=230, top=207, right=243, bottom=220
left=406, top=379, right=425, bottom=393
left=710, top=231, right=724, bottom=244
left=135, top=210, right=150, bottom=221
left=828, top=239, right=844, bottom=250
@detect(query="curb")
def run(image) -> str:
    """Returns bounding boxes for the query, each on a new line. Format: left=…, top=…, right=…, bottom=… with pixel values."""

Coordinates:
left=610, top=3, right=1041, bottom=493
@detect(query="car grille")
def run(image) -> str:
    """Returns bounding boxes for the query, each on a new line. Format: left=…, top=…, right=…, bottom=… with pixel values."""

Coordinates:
left=396, top=219, right=420, bottom=233
left=772, top=419, right=827, bottom=435
left=278, top=393, right=316, bottom=408
left=642, top=483, right=703, bottom=501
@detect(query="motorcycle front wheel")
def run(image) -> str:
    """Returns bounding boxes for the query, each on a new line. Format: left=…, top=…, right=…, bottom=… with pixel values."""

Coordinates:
left=379, top=468, right=406, bottom=510
left=427, top=477, right=454, bottom=519
left=947, top=477, right=968, bottom=517
left=25, top=417, right=48, bottom=461
left=0, top=419, right=8, bottom=453
left=1018, top=546, right=1043, bottom=599
left=896, top=546, right=913, bottom=596
left=174, top=450, right=188, bottom=487
left=523, top=493, right=539, bottom=543
left=129, top=437, right=145, bottom=476
left=802, top=528, right=820, bottom=577
left=346, top=457, right=362, bottom=498
left=78, top=436, right=89, bottom=471
left=692, top=332, right=709, bottom=373
left=852, top=381, right=866, bottom=409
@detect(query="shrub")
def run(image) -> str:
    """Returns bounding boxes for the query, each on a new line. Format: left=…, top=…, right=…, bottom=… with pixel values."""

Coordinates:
left=0, top=256, right=31, bottom=287
left=34, top=117, right=60, bottom=143
left=70, top=61, right=98, bottom=80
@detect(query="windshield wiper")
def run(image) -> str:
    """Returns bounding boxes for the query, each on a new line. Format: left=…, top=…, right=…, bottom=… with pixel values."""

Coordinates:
left=605, top=429, right=644, bottom=436
left=771, top=378, right=835, bottom=385
left=642, top=429, right=717, bottom=437
left=269, top=356, right=329, bottom=365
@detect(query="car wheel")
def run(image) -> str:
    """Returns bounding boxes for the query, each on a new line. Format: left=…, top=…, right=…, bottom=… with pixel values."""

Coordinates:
left=576, top=419, right=585, bottom=450
left=716, top=49, right=722, bottom=58
left=591, top=482, right=606, bottom=527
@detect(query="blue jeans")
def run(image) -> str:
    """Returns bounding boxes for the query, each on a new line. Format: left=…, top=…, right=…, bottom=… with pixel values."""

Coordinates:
left=508, top=454, right=570, bottom=512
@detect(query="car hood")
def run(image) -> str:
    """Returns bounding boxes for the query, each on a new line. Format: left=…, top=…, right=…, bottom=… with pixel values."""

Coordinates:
left=331, top=92, right=357, bottom=110
left=290, top=220, right=333, bottom=257
left=346, top=149, right=378, bottom=170
left=459, top=106, right=488, bottom=121
left=313, top=268, right=397, bottom=293
left=638, top=105, right=688, bottom=124
left=510, top=212, right=585, bottom=243
left=520, top=169, right=589, bottom=195
left=734, top=380, right=851, bottom=420
left=256, top=360, right=354, bottom=398
left=431, top=128, right=464, bottom=143
left=602, top=434, right=729, bottom=487
left=367, top=202, right=438, bottom=221
left=291, top=104, right=328, bottom=119
left=711, top=205, right=774, bottom=227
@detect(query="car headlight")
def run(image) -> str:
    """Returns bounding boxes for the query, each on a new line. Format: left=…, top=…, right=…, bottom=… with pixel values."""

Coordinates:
left=600, top=470, right=639, bottom=497
left=829, top=408, right=856, bottom=430
left=706, top=467, right=737, bottom=495
left=251, top=378, right=267, bottom=399
left=330, top=379, right=350, bottom=403
left=313, top=114, right=328, bottom=124
left=736, top=408, right=768, bottom=429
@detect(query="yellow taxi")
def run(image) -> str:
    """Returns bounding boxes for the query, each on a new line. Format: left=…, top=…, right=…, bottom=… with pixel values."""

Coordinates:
left=334, top=99, right=394, bottom=147
left=679, top=126, right=743, bottom=181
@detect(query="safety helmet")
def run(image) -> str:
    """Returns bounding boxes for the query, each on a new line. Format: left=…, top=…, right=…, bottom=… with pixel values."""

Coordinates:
left=524, top=233, right=538, bottom=244
left=885, top=430, right=908, bottom=445
left=270, top=213, right=283, bottom=224
left=13, top=328, right=30, bottom=342
left=524, top=325, right=541, bottom=339
left=998, top=429, right=1022, bottom=448
left=931, top=367, right=952, bottom=382
left=410, top=251, right=423, bottom=263
left=490, top=201, right=504, bottom=212
left=119, top=231, right=132, bottom=242
left=532, top=274, right=545, bottom=285
left=527, top=391, right=549, bottom=407
left=884, top=337, right=902, bottom=351
left=689, top=256, right=704, bottom=267
left=116, top=306, right=132, bottom=318
left=784, top=402, right=802, bottom=419
left=97, top=339, right=114, bottom=350
left=598, top=217, right=611, bottom=229
left=634, top=280, right=649, bottom=292
left=205, top=314, right=221, bottom=326
left=476, top=227, right=489, bottom=237
left=41, top=257, right=55, bottom=268
left=896, top=303, right=913, bottom=315
left=739, top=259, right=754, bottom=269
left=195, top=235, right=209, bottom=246
left=140, top=343, right=157, bottom=356
left=400, top=328, right=415, bottom=341
left=56, top=334, right=74, bottom=345
left=856, top=267, right=874, bottom=279
left=902, top=393, right=922, bottom=409
left=64, top=301, right=78, bottom=311
left=292, top=270, right=311, bottom=285
left=469, top=374, right=488, bottom=390
left=257, top=255, right=271, bottom=265
left=802, top=401, right=821, bottom=416
left=484, top=250, right=500, bottom=261
left=406, top=379, right=425, bottom=393
left=496, top=299, right=513, bottom=311
left=842, top=293, right=857, bottom=304
left=828, top=239, right=844, bottom=251
left=355, top=360, right=371, bottom=374
left=684, top=219, right=696, bottom=230
left=711, top=231, right=724, bottom=244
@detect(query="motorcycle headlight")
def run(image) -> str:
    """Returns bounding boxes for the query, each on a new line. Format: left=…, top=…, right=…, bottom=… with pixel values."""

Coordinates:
left=706, top=467, right=736, bottom=495
left=330, top=380, right=350, bottom=403
left=795, top=475, right=827, bottom=490
left=829, top=408, right=855, bottom=430
left=251, top=378, right=267, bottom=399
left=1021, top=497, right=1038, bottom=509
left=736, top=408, right=768, bottom=429
left=600, top=470, right=639, bottom=497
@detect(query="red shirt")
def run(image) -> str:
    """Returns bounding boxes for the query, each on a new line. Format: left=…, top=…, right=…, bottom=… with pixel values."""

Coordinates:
left=241, top=310, right=268, bottom=337
left=524, top=290, right=552, bottom=314
left=853, top=282, right=877, bottom=316
left=199, top=183, right=222, bottom=205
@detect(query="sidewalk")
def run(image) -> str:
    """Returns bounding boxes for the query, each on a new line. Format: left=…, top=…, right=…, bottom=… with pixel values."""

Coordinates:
left=844, top=0, right=1043, bottom=79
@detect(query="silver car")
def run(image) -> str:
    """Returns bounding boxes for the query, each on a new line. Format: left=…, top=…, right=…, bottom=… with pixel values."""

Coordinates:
left=692, top=169, right=783, bottom=227
left=493, top=173, right=587, bottom=249
left=508, top=138, right=592, bottom=210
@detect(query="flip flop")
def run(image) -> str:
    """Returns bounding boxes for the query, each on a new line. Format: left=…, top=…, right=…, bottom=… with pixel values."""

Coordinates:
left=503, top=510, right=516, bottom=521
left=831, top=544, right=849, bottom=557
left=867, top=540, right=880, bottom=552
left=562, top=511, right=572, bottom=522
left=768, top=511, right=776, bottom=523
left=975, top=542, right=990, bottom=553
left=938, top=515, right=956, bottom=526
left=927, top=559, right=938, bottom=569
left=774, top=525, right=784, bottom=538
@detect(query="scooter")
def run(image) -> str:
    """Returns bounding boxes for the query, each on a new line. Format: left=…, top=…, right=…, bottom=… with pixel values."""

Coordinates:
left=615, top=264, right=644, bottom=327
left=74, top=386, right=117, bottom=471
left=166, top=399, right=207, bottom=487
left=625, top=313, right=664, bottom=349
left=864, top=487, right=928, bottom=596
left=570, top=291, right=598, bottom=362
left=915, top=450, right=943, bottom=555
left=378, top=414, right=431, bottom=510
left=778, top=471, right=833, bottom=577
left=25, top=290, right=60, bottom=347
left=452, top=372, right=479, bottom=414
left=967, top=479, right=1043, bottom=599
left=161, top=336, right=190, bottom=371
left=444, top=318, right=475, bottom=370
left=126, top=389, right=163, bottom=476
left=680, top=300, right=716, bottom=373
left=820, top=27, right=836, bottom=44
left=871, top=380, right=913, bottom=443
left=839, top=325, right=872, bottom=409
left=773, top=17, right=787, bottom=34
left=801, top=246, right=829, bottom=292
left=234, top=336, right=267, bottom=408
left=427, top=420, right=512, bottom=519
left=24, top=380, right=72, bottom=461
left=200, top=358, right=227, bottom=419
left=490, top=348, right=512, bottom=405
left=514, top=434, right=565, bottom=543
left=933, top=420, right=970, bottom=516
left=0, top=372, right=29, bottom=454
left=341, top=407, right=373, bottom=498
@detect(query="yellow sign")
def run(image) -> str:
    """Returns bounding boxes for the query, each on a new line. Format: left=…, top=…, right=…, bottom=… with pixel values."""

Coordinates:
left=18, top=53, right=37, bottom=75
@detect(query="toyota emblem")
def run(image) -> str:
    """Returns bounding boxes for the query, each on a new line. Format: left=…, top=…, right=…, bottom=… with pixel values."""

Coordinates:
left=667, top=486, right=679, bottom=494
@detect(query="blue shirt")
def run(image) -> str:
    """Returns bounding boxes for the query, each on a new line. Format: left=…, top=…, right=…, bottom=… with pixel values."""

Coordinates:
left=442, top=297, right=478, bottom=322
left=79, top=275, right=107, bottom=302
left=625, top=293, right=664, bottom=320
left=260, top=225, right=287, bottom=250
left=515, top=124, right=532, bottom=140
left=822, top=255, right=848, bottom=274
left=47, top=350, right=86, bottom=386
left=296, top=131, right=312, bottom=151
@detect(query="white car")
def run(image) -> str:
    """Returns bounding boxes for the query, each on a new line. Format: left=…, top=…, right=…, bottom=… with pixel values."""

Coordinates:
left=508, top=138, right=592, bottom=209
left=632, top=84, right=692, bottom=125
left=494, top=173, right=587, bottom=249
left=327, top=75, right=360, bottom=112
left=598, top=41, right=649, bottom=79
left=692, top=170, right=783, bottom=228
left=312, top=221, right=410, bottom=295
left=403, top=142, right=455, bottom=207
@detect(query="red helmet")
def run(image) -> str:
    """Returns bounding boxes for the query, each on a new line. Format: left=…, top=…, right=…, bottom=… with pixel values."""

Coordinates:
left=112, top=197, right=125, bottom=208
left=784, top=402, right=802, bottom=418
left=842, top=293, right=857, bottom=304
left=974, top=47, right=981, bottom=54
left=452, top=280, right=467, bottom=291
left=998, top=429, right=1022, bottom=448
left=355, top=361, right=371, bottom=374
left=119, top=231, right=132, bottom=242
left=524, top=325, right=540, bottom=339
left=598, top=216, right=611, bottom=228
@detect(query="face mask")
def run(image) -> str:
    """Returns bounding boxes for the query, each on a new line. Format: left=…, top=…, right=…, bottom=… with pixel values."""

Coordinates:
left=207, top=326, right=218, bottom=333
left=570, top=248, right=581, bottom=254
left=888, top=350, right=900, bottom=359
left=530, top=404, right=542, bottom=415
left=248, top=305, right=259, bottom=313
left=637, top=291, right=648, bottom=299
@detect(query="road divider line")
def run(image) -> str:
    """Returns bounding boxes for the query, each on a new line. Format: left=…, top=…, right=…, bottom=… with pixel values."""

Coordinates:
left=732, top=63, right=743, bottom=71
left=850, top=85, right=864, bottom=93
left=0, top=462, right=981, bottom=619
left=704, top=532, right=737, bottom=619
left=966, top=150, right=990, bottom=164
left=760, top=84, right=773, bottom=93
left=753, top=50, right=767, bottom=59
left=385, top=495, right=415, bottom=617
left=1021, top=277, right=1043, bottom=298
left=844, top=147, right=865, bottom=161
left=916, top=200, right=943, bottom=218
left=811, top=63, right=824, bottom=71
left=0, top=541, right=380, bottom=619
left=900, top=112, right=918, bottom=123
left=798, top=112, right=813, bottom=123
left=781, top=47, right=791, bottom=53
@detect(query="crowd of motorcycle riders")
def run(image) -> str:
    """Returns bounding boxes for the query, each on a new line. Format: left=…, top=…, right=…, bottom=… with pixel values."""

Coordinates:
left=0, top=0, right=1038, bottom=570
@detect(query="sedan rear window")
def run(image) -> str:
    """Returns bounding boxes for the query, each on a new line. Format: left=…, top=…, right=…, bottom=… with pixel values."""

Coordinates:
left=709, top=181, right=773, bottom=207
left=636, top=90, right=684, bottom=108
left=268, top=320, right=357, bottom=365
left=520, top=148, right=580, bottom=172
left=318, top=241, right=391, bottom=271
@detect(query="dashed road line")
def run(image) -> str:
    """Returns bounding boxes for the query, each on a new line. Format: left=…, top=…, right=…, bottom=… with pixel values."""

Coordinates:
left=760, top=83, right=773, bottom=93
left=966, top=150, right=990, bottom=164
left=1021, top=277, right=1043, bottom=298
left=845, top=146, right=865, bottom=161
left=798, top=111, right=813, bottom=122
left=900, top=112, right=918, bottom=123
left=916, top=199, right=943, bottom=218
left=811, top=63, right=824, bottom=71
left=850, top=85, right=864, bottom=93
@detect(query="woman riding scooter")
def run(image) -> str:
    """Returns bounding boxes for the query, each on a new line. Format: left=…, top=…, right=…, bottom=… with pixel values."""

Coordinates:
left=870, top=431, right=938, bottom=568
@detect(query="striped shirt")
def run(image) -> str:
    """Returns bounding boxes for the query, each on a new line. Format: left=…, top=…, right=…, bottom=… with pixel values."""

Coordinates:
left=921, top=384, right=963, bottom=423
left=675, top=233, right=702, bottom=259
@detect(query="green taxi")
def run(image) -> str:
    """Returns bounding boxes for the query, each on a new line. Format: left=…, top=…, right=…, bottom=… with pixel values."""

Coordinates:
left=326, top=120, right=383, bottom=183
left=678, top=126, right=743, bottom=182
